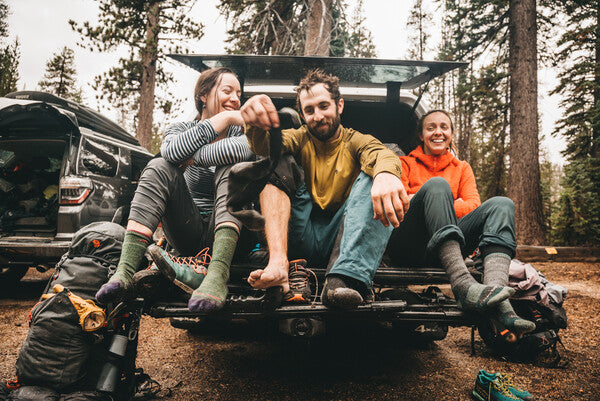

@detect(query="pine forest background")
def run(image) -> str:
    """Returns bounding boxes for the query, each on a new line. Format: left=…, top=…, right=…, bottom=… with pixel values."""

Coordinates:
left=1, top=0, right=599, bottom=247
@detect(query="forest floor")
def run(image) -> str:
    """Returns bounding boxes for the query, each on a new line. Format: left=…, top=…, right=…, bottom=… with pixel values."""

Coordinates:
left=0, top=262, right=598, bottom=400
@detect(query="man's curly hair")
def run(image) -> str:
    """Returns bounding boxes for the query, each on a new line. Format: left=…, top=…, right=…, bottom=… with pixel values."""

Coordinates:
left=295, top=69, right=341, bottom=113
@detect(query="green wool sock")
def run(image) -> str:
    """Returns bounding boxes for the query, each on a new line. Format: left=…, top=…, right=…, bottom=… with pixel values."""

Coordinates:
left=110, top=230, right=151, bottom=287
left=188, top=226, right=238, bottom=312
left=439, top=241, right=513, bottom=312
left=484, top=252, right=536, bottom=334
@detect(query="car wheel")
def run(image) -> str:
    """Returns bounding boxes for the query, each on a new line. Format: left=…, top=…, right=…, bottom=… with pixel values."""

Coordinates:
left=0, top=265, right=29, bottom=287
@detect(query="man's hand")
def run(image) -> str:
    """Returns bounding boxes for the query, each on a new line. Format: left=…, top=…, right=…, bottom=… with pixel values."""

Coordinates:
left=371, top=172, right=410, bottom=228
left=241, top=94, right=280, bottom=130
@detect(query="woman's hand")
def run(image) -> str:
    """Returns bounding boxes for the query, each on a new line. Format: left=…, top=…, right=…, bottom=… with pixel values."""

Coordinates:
left=241, top=94, right=280, bottom=130
left=371, top=172, right=410, bottom=228
left=209, top=110, right=244, bottom=139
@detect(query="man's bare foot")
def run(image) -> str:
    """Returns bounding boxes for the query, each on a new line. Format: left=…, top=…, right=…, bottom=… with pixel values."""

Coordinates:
left=248, top=259, right=289, bottom=292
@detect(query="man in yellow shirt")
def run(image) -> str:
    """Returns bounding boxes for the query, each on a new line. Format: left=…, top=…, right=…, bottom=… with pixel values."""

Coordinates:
left=241, top=69, right=410, bottom=309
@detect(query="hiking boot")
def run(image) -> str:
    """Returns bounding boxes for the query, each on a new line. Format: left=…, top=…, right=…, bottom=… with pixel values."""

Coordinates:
left=132, top=268, right=168, bottom=299
left=321, top=274, right=373, bottom=310
left=283, top=259, right=312, bottom=303
left=473, top=370, right=523, bottom=401
left=147, top=244, right=209, bottom=295
left=478, top=370, right=534, bottom=401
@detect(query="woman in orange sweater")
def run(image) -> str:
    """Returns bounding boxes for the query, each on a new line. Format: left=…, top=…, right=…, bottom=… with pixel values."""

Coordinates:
left=387, top=110, right=535, bottom=334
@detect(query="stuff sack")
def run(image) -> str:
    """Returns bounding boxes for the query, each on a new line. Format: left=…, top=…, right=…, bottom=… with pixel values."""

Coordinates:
left=15, top=291, right=92, bottom=391
left=45, top=222, right=125, bottom=301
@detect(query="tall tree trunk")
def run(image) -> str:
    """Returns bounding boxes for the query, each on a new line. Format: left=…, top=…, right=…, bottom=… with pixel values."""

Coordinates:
left=304, top=0, right=332, bottom=56
left=136, top=2, right=160, bottom=151
left=593, top=2, right=600, bottom=159
left=508, top=0, right=545, bottom=244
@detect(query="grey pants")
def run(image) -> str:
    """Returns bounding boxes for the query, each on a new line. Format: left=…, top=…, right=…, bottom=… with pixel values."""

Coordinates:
left=129, top=157, right=250, bottom=257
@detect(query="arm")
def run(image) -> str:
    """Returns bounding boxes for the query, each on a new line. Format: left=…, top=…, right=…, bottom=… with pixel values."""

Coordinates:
left=454, top=162, right=481, bottom=218
left=161, top=112, right=243, bottom=164
left=193, top=135, right=254, bottom=167
left=349, top=131, right=409, bottom=227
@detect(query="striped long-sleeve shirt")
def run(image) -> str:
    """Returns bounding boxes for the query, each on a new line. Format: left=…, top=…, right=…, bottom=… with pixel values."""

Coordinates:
left=161, top=119, right=253, bottom=212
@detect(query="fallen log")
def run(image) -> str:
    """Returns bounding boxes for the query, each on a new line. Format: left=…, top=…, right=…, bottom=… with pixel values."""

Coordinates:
left=516, top=245, right=600, bottom=262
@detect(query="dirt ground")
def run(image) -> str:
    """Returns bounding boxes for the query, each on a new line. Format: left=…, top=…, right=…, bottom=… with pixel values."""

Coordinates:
left=1, top=262, right=599, bottom=401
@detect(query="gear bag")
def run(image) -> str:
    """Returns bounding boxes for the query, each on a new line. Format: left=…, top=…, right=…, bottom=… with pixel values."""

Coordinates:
left=12, top=222, right=126, bottom=394
left=44, top=222, right=125, bottom=301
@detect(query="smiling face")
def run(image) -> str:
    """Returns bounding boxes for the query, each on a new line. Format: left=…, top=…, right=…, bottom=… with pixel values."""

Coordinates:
left=299, top=83, right=344, bottom=142
left=201, top=73, right=242, bottom=118
left=419, top=111, right=453, bottom=156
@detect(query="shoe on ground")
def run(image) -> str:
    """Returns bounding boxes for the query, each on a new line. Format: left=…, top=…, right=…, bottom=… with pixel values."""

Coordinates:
left=478, top=370, right=534, bottom=401
left=320, top=274, right=373, bottom=310
left=283, top=259, right=312, bottom=303
left=473, top=370, right=523, bottom=401
left=147, top=244, right=208, bottom=295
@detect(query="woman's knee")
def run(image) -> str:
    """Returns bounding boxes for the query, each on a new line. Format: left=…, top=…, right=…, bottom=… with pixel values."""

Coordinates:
left=421, top=177, right=452, bottom=196
left=142, top=157, right=180, bottom=180
left=484, top=196, right=515, bottom=214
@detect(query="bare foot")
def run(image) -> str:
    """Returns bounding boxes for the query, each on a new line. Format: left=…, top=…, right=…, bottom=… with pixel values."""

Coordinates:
left=248, top=259, right=289, bottom=292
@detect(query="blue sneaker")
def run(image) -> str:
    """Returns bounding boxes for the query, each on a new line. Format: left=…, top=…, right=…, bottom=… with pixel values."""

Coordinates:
left=478, top=370, right=534, bottom=401
left=473, top=370, right=522, bottom=401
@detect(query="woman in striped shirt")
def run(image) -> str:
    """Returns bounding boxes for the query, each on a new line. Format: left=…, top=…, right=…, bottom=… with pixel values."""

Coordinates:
left=96, top=67, right=254, bottom=313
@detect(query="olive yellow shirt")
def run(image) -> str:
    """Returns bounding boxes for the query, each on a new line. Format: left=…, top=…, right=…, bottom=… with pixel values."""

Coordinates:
left=245, top=124, right=402, bottom=212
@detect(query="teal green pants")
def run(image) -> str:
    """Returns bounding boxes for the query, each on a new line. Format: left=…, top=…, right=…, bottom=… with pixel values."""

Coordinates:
left=386, top=177, right=516, bottom=267
left=288, top=172, right=393, bottom=288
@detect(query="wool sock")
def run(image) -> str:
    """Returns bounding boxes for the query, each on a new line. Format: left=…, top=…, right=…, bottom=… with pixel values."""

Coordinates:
left=188, top=226, right=238, bottom=313
left=484, top=252, right=536, bottom=334
left=439, top=240, right=513, bottom=312
left=96, top=230, right=151, bottom=304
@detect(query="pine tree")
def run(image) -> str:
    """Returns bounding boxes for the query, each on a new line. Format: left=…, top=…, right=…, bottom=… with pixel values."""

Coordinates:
left=406, top=0, right=431, bottom=60
left=0, top=0, right=19, bottom=96
left=549, top=0, right=600, bottom=245
left=70, top=0, right=204, bottom=150
left=38, top=47, right=82, bottom=102
left=218, top=0, right=375, bottom=57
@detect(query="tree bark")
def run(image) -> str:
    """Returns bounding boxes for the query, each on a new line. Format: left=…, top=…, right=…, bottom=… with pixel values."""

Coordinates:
left=508, top=0, right=545, bottom=244
left=593, top=2, right=600, bottom=159
left=304, top=0, right=333, bottom=56
left=136, top=2, right=160, bottom=151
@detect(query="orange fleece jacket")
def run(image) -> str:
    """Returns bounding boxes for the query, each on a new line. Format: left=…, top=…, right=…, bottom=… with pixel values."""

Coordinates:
left=400, top=145, right=481, bottom=218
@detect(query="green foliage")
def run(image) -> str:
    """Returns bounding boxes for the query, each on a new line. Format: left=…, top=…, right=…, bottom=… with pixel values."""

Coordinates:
left=38, top=47, right=83, bottom=102
left=70, top=0, right=204, bottom=131
left=550, top=158, right=600, bottom=245
left=218, top=0, right=376, bottom=57
left=406, top=0, right=431, bottom=60
left=551, top=0, right=600, bottom=159
left=548, top=0, right=600, bottom=245
left=0, top=0, right=19, bottom=96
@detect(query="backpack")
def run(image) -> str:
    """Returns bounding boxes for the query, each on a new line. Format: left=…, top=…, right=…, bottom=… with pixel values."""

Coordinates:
left=12, top=222, right=130, bottom=396
left=44, top=222, right=126, bottom=301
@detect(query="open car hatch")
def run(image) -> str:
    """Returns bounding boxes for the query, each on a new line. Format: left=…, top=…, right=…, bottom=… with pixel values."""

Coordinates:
left=168, top=54, right=467, bottom=101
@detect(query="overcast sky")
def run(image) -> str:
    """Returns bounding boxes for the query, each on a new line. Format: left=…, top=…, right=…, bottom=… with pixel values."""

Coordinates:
left=5, top=0, right=564, bottom=163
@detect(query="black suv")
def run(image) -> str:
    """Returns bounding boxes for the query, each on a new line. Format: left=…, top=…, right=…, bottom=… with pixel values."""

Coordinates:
left=145, top=54, right=476, bottom=341
left=0, top=92, right=152, bottom=285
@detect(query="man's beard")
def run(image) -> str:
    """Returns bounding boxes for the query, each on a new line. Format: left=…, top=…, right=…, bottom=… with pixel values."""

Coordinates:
left=307, top=113, right=341, bottom=142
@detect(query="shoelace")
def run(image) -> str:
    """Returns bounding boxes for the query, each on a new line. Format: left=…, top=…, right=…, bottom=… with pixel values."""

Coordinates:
left=168, top=247, right=211, bottom=275
left=289, top=262, right=319, bottom=304
left=498, top=374, right=526, bottom=393
left=491, top=379, right=520, bottom=400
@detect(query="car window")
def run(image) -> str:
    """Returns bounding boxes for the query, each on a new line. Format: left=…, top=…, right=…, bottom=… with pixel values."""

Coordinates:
left=131, top=152, right=150, bottom=181
left=79, top=138, right=119, bottom=177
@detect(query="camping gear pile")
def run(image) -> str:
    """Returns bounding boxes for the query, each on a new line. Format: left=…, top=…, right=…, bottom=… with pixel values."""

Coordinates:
left=1, top=222, right=152, bottom=401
